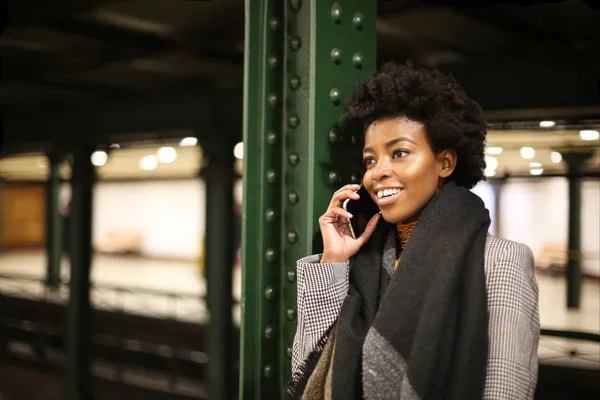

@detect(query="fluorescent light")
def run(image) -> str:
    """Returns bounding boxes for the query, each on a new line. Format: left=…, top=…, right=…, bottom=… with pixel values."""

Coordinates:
left=485, top=156, right=498, bottom=170
left=579, top=130, right=599, bottom=141
left=539, top=121, right=555, bottom=128
left=180, top=137, right=198, bottom=147
left=551, top=152, right=562, bottom=163
left=529, top=162, right=542, bottom=168
left=157, top=146, right=177, bottom=163
left=109, top=143, right=120, bottom=149
left=486, top=147, right=503, bottom=155
left=234, top=142, right=244, bottom=160
left=530, top=168, right=544, bottom=176
left=91, top=151, right=108, bottom=167
left=140, top=155, right=158, bottom=171
left=520, top=147, right=535, bottom=159
left=484, top=168, right=496, bottom=177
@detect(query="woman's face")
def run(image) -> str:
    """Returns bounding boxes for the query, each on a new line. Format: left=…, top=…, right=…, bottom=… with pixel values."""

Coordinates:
left=362, top=117, right=455, bottom=224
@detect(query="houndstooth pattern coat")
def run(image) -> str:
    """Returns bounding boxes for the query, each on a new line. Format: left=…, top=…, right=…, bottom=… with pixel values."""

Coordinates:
left=292, top=234, right=540, bottom=399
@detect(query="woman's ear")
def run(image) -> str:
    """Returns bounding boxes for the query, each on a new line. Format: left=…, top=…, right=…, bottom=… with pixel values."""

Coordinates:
left=438, top=149, right=457, bottom=178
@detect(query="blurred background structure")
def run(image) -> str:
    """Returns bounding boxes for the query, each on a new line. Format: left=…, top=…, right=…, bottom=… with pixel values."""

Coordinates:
left=0, top=0, right=599, bottom=399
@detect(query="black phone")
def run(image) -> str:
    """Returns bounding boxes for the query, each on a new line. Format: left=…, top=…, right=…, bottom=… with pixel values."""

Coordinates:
left=342, top=185, right=380, bottom=238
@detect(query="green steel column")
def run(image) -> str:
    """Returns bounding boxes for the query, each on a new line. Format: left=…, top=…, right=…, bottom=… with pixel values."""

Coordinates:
left=65, top=148, right=95, bottom=400
left=46, top=152, right=64, bottom=290
left=241, top=1, right=376, bottom=398
left=203, top=139, right=236, bottom=400
left=562, top=151, right=594, bottom=309
left=241, top=0, right=284, bottom=398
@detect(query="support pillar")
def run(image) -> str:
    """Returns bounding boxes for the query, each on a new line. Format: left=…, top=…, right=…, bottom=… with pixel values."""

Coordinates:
left=562, top=151, right=594, bottom=309
left=65, top=148, right=95, bottom=400
left=46, top=152, right=64, bottom=289
left=242, top=1, right=376, bottom=397
left=202, top=139, right=236, bottom=400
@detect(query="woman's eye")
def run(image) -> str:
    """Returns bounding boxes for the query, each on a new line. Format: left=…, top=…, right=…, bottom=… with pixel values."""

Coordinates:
left=393, top=149, right=409, bottom=159
left=362, top=157, right=374, bottom=167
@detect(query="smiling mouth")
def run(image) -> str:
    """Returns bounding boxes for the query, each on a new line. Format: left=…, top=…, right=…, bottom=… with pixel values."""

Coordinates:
left=376, top=188, right=402, bottom=199
left=374, top=188, right=403, bottom=206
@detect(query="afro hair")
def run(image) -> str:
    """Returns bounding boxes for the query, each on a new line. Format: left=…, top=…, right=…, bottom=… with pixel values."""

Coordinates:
left=344, top=62, right=488, bottom=189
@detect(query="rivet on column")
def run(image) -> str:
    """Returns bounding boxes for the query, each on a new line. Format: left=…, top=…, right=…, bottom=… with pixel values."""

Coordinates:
left=266, top=169, right=277, bottom=184
left=288, top=152, right=300, bottom=166
left=290, top=36, right=302, bottom=51
left=331, top=3, right=342, bottom=24
left=329, top=128, right=341, bottom=143
left=287, top=230, right=299, bottom=244
left=267, top=131, right=277, bottom=145
left=288, top=114, right=300, bottom=128
left=287, top=270, right=296, bottom=282
left=331, top=48, right=342, bottom=65
left=353, top=53, right=364, bottom=69
left=264, top=364, right=274, bottom=378
left=353, top=13, right=363, bottom=30
left=287, top=190, right=299, bottom=205
left=269, top=17, right=280, bottom=31
left=330, top=88, right=341, bottom=106
left=264, top=287, right=275, bottom=301
left=265, top=248, right=276, bottom=262
left=265, top=208, right=276, bottom=222
left=268, top=93, right=278, bottom=108
left=289, top=76, right=301, bottom=90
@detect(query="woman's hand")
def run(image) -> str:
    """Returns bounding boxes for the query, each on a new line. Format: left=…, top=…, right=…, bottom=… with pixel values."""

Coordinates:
left=319, top=184, right=381, bottom=263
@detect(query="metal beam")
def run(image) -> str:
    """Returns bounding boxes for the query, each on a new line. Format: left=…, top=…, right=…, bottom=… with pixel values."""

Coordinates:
left=1, top=91, right=240, bottom=154
left=439, top=55, right=600, bottom=115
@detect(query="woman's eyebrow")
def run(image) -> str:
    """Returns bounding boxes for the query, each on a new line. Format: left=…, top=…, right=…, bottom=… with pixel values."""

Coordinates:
left=363, top=137, right=418, bottom=153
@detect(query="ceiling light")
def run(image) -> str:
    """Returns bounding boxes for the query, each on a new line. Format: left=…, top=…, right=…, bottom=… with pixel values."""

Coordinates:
left=539, top=121, right=555, bottom=128
left=530, top=168, right=544, bottom=176
left=180, top=137, right=198, bottom=147
left=579, top=130, right=599, bottom=141
left=157, top=146, right=177, bottom=163
left=234, top=142, right=244, bottom=160
left=551, top=152, right=562, bottom=163
left=109, top=143, right=120, bottom=149
left=529, top=162, right=542, bottom=168
left=91, top=151, right=108, bottom=167
left=485, top=156, right=498, bottom=170
left=484, top=168, right=496, bottom=177
left=520, top=147, right=535, bottom=160
left=140, top=155, right=158, bottom=171
left=486, top=147, right=503, bottom=155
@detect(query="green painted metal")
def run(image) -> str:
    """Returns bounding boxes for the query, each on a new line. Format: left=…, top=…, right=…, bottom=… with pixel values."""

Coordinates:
left=562, top=151, right=594, bottom=309
left=242, top=0, right=375, bottom=398
left=46, top=152, right=63, bottom=290
left=241, top=0, right=284, bottom=398
left=65, top=148, right=95, bottom=400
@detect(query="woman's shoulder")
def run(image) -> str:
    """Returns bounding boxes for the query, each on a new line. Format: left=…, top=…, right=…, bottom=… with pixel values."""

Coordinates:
left=484, top=234, right=536, bottom=280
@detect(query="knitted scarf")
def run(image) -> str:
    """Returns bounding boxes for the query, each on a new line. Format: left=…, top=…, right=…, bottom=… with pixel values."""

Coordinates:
left=290, top=182, right=490, bottom=399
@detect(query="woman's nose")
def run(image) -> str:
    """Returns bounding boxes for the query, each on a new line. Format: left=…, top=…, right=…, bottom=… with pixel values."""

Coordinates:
left=372, top=157, right=392, bottom=181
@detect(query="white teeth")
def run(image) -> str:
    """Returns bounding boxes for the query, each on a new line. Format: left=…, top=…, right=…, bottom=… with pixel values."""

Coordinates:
left=377, top=188, right=400, bottom=198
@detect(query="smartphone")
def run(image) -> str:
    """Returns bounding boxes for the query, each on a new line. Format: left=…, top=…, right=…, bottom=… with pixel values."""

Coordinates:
left=342, top=185, right=380, bottom=238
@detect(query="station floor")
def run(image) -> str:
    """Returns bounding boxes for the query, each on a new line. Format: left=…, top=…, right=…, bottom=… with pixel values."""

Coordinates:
left=0, top=250, right=598, bottom=371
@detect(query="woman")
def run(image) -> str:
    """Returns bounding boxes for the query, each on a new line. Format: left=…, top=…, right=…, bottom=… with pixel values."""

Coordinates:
left=289, top=62, right=539, bottom=400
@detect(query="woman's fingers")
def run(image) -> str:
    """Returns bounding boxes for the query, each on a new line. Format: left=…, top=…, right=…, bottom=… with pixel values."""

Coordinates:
left=328, top=184, right=361, bottom=209
left=355, top=213, right=380, bottom=246
left=321, top=206, right=353, bottom=223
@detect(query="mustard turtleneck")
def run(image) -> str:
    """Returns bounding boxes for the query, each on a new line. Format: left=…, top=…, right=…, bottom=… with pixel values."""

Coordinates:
left=394, top=220, right=417, bottom=270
